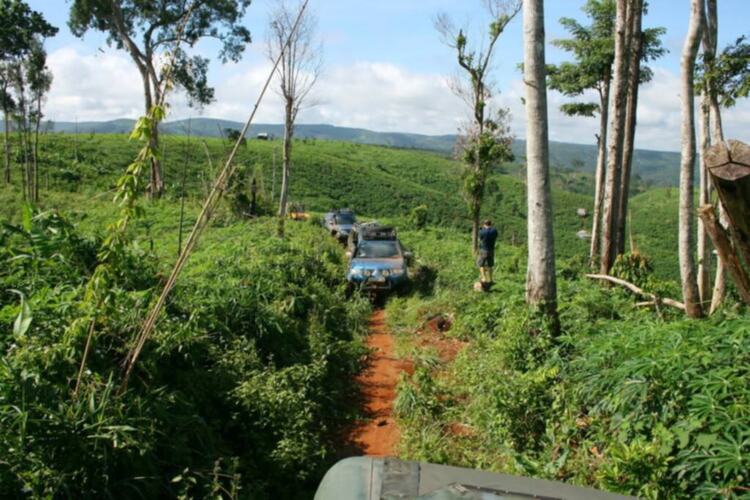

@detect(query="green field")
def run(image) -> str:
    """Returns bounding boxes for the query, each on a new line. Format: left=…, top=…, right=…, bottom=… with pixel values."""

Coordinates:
left=1, top=132, right=745, bottom=498
left=5, top=132, right=680, bottom=279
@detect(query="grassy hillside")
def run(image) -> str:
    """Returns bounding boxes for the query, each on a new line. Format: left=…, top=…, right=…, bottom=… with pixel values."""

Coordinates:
left=14, top=118, right=684, bottom=185
left=4, top=132, right=684, bottom=280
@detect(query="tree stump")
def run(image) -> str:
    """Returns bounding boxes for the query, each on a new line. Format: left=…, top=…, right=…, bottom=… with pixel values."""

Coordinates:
left=703, top=139, right=750, bottom=306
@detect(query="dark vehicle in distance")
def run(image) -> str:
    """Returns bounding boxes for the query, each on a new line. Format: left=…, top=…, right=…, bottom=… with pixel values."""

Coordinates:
left=324, top=209, right=356, bottom=242
left=346, top=224, right=410, bottom=293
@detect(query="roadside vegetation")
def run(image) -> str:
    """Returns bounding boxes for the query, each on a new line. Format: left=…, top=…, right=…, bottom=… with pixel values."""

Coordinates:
left=2, top=0, right=749, bottom=498
left=388, top=226, right=749, bottom=499
left=1, top=130, right=740, bottom=498
left=0, top=198, right=369, bottom=497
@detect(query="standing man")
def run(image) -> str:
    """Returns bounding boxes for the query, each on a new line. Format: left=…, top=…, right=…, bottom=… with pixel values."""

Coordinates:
left=477, top=220, right=499, bottom=291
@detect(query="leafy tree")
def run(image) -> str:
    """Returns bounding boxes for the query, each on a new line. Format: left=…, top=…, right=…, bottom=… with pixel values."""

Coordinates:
left=705, top=34, right=750, bottom=107
left=225, top=128, right=246, bottom=145
left=11, top=39, right=53, bottom=202
left=68, top=0, right=252, bottom=198
left=548, top=0, right=664, bottom=267
left=0, top=0, right=57, bottom=185
left=436, top=0, right=520, bottom=254
left=454, top=109, right=514, bottom=244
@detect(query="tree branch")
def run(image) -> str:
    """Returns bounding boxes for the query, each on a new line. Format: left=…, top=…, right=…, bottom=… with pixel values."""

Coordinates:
left=586, top=273, right=686, bottom=310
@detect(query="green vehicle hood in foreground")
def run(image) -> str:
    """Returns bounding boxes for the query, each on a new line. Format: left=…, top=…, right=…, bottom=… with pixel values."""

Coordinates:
left=314, top=457, right=634, bottom=500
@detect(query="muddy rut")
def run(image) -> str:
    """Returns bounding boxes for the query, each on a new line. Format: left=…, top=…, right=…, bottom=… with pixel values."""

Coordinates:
left=347, top=309, right=412, bottom=456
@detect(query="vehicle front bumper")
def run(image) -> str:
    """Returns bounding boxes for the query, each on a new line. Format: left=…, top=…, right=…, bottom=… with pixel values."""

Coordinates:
left=347, top=273, right=407, bottom=290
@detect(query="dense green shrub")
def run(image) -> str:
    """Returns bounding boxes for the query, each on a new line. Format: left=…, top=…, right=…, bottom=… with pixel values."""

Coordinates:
left=409, top=204, right=429, bottom=230
left=0, top=212, right=369, bottom=498
left=388, top=226, right=750, bottom=499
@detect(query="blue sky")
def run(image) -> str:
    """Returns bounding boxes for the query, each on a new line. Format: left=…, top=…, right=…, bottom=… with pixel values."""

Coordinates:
left=25, top=1, right=750, bottom=151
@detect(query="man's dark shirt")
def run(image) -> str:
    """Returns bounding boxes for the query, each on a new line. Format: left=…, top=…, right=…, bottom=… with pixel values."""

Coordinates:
left=479, top=226, right=498, bottom=253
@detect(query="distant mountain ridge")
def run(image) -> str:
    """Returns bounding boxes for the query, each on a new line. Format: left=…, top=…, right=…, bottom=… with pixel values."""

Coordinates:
left=10, top=117, right=681, bottom=186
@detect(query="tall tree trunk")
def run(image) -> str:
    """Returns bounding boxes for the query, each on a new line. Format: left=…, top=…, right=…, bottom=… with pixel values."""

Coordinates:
left=3, top=108, right=10, bottom=184
left=137, top=67, right=163, bottom=199
left=617, top=0, right=644, bottom=255
left=18, top=127, right=27, bottom=200
left=523, top=0, right=558, bottom=323
left=600, top=0, right=631, bottom=274
left=470, top=196, right=481, bottom=255
left=679, top=0, right=704, bottom=318
left=33, top=96, right=42, bottom=202
left=471, top=88, right=486, bottom=256
left=704, top=0, right=727, bottom=314
left=590, top=79, right=610, bottom=268
left=697, top=90, right=712, bottom=305
left=277, top=99, right=294, bottom=236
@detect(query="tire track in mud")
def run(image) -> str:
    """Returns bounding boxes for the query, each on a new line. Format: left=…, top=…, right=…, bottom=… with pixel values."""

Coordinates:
left=347, top=309, right=412, bottom=456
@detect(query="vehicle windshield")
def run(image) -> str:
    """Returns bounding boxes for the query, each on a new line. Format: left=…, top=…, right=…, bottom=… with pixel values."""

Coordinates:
left=335, top=213, right=355, bottom=224
left=355, top=240, right=400, bottom=259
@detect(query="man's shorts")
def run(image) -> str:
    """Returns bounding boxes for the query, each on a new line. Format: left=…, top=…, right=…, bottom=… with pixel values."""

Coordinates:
left=476, top=250, right=494, bottom=268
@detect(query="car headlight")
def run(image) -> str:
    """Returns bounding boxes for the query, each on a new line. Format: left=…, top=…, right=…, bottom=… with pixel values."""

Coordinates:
left=350, top=268, right=363, bottom=276
left=363, top=269, right=372, bottom=277
left=391, top=268, right=405, bottom=276
left=381, top=270, right=391, bottom=277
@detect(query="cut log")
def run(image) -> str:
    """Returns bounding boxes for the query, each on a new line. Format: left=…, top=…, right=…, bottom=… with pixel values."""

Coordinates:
left=705, top=140, right=750, bottom=266
left=586, top=274, right=686, bottom=311
left=698, top=205, right=750, bottom=307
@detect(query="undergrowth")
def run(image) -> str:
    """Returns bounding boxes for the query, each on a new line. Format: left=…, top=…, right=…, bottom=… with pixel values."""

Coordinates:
left=388, top=226, right=749, bottom=499
left=0, top=204, right=369, bottom=498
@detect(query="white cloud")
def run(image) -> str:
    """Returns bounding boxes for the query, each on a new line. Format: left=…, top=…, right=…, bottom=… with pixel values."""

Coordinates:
left=45, top=47, right=144, bottom=121
left=43, top=46, right=750, bottom=152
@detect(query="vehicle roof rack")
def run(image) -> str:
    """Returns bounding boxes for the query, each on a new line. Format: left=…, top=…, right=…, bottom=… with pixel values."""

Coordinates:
left=359, top=224, right=397, bottom=241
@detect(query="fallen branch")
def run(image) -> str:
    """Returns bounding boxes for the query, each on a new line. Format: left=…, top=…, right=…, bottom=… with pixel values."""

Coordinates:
left=586, top=274, right=686, bottom=311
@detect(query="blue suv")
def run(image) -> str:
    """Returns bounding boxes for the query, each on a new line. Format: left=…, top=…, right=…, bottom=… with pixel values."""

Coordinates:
left=346, top=224, right=411, bottom=292
left=324, top=209, right=356, bottom=243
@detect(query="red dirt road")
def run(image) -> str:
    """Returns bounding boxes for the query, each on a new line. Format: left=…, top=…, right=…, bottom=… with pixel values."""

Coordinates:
left=348, top=310, right=412, bottom=456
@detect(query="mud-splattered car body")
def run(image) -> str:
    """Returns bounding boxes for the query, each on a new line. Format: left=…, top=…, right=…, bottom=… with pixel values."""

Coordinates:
left=346, top=224, right=410, bottom=292
left=324, top=209, right=356, bottom=242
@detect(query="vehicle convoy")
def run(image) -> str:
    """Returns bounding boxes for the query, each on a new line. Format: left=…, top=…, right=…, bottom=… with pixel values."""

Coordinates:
left=324, top=209, right=357, bottom=242
left=346, top=222, right=411, bottom=293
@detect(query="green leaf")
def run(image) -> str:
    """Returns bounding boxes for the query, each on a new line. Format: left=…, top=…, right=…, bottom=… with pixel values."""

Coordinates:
left=22, top=203, right=33, bottom=232
left=10, top=290, right=32, bottom=337
left=696, top=433, right=718, bottom=448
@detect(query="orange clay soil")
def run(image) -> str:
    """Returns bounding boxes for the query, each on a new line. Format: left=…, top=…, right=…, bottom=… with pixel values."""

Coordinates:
left=348, top=309, right=413, bottom=456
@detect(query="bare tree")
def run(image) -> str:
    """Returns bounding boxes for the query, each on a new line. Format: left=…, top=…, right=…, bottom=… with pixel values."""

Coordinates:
left=268, top=0, right=322, bottom=237
left=523, top=0, right=558, bottom=324
left=436, top=0, right=521, bottom=254
left=679, top=0, right=705, bottom=318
